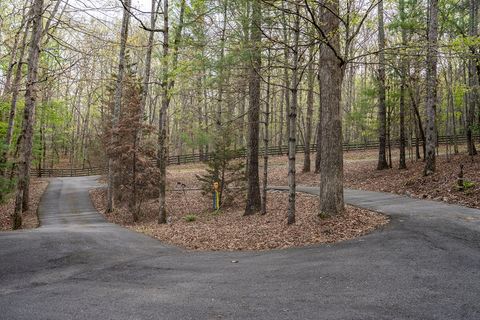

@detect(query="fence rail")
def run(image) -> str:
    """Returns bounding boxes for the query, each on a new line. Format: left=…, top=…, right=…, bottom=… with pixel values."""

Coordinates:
left=32, top=134, right=476, bottom=177
left=31, top=167, right=106, bottom=177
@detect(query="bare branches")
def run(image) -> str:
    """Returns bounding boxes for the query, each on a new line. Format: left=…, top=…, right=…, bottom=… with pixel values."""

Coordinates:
left=118, top=0, right=164, bottom=33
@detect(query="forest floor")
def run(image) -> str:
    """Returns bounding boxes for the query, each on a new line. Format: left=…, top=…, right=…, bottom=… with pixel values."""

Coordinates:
left=267, top=151, right=480, bottom=209
left=90, top=189, right=387, bottom=250
left=0, top=179, right=49, bottom=231
left=89, top=145, right=478, bottom=250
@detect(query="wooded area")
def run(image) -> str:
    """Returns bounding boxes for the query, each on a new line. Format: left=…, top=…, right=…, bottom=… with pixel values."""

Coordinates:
left=0, top=0, right=479, bottom=229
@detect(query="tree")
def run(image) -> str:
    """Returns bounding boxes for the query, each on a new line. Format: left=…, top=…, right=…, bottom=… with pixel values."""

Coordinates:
left=398, top=0, right=407, bottom=169
left=466, top=0, right=478, bottom=156
left=244, top=0, right=262, bottom=216
left=107, top=0, right=131, bottom=213
left=287, top=0, right=300, bottom=225
left=318, top=0, right=344, bottom=216
left=377, top=0, right=389, bottom=170
left=303, top=46, right=315, bottom=173
left=12, top=0, right=44, bottom=229
left=158, top=0, right=186, bottom=224
left=424, top=0, right=439, bottom=176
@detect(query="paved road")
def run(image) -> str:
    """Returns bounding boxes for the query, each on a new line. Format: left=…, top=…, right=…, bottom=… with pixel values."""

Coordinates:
left=1, top=177, right=479, bottom=320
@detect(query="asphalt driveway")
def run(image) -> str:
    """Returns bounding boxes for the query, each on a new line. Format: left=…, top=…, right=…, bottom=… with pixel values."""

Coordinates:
left=0, top=176, right=479, bottom=320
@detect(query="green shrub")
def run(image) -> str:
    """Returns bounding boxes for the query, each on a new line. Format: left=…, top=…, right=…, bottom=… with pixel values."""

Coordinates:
left=463, top=180, right=475, bottom=189
left=184, top=214, right=197, bottom=222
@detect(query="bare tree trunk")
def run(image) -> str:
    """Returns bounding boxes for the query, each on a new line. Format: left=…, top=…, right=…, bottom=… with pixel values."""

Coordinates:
left=1, top=4, right=29, bottom=97
left=287, top=2, right=300, bottom=225
left=424, top=0, right=439, bottom=175
left=216, top=0, right=228, bottom=133
left=281, top=1, right=291, bottom=151
left=12, top=0, right=44, bottom=229
left=261, top=49, right=271, bottom=215
left=318, top=0, right=344, bottom=217
left=244, top=0, right=262, bottom=216
left=158, top=0, right=185, bottom=223
left=377, top=0, right=388, bottom=170
left=107, top=0, right=131, bottom=213
left=314, top=107, right=321, bottom=173
left=131, top=0, right=159, bottom=217
left=303, top=46, right=315, bottom=173
left=398, top=0, right=407, bottom=169
left=0, top=18, right=30, bottom=176
left=467, top=0, right=478, bottom=156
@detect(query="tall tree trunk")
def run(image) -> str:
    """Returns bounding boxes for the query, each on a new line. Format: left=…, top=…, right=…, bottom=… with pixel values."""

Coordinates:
left=244, top=0, right=262, bottom=215
left=1, top=3, right=29, bottom=97
left=261, top=49, right=271, bottom=215
left=132, top=0, right=159, bottom=217
left=398, top=0, right=407, bottom=169
left=314, top=105, right=321, bottom=173
left=107, top=0, right=131, bottom=213
left=467, top=0, right=478, bottom=156
left=318, top=0, right=344, bottom=217
left=287, top=2, right=300, bottom=225
left=424, top=0, right=439, bottom=175
left=0, top=18, right=30, bottom=176
left=377, top=0, right=389, bottom=170
left=216, top=0, right=228, bottom=133
left=158, top=0, right=185, bottom=224
left=303, top=47, right=315, bottom=173
left=12, top=0, right=44, bottom=229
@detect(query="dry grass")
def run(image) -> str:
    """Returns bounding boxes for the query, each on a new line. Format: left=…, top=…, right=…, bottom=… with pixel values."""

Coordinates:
left=0, top=179, right=49, bottom=231
left=90, top=188, right=388, bottom=251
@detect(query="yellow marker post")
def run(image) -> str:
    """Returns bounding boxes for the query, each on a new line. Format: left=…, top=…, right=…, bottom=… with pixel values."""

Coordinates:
left=213, top=181, right=220, bottom=210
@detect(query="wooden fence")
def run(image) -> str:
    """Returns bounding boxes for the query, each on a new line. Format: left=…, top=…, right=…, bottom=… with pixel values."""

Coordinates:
left=32, top=134, right=475, bottom=177
left=31, top=167, right=106, bottom=177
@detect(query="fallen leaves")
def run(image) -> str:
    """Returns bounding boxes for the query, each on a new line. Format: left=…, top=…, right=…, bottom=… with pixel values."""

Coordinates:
left=90, top=188, right=388, bottom=251
left=0, top=179, right=49, bottom=231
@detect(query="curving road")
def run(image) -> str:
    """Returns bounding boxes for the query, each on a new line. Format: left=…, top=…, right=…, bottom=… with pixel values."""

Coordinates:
left=0, top=176, right=479, bottom=319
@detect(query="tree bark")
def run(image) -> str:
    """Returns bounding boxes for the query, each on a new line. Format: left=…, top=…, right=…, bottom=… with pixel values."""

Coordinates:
left=261, top=49, right=271, bottom=215
left=377, top=0, right=389, bottom=170
left=12, top=0, right=44, bottom=229
left=398, top=0, right=407, bottom=169
left=244, top=0, right=262, bottom=215
left=467, top=0, right=478, bottom=156
left=318, top=0, right=344, bottom=217
left=424, top=0, right=439, bottom=175
left=287, top=2, right=300, bottom=225
left=0, top=17, right=30, bottom=176
left=303, top=47, right=315, bottom=173
left=107, top=0, right=131, bottom=213
left=158, top=0, right=185, bottom=223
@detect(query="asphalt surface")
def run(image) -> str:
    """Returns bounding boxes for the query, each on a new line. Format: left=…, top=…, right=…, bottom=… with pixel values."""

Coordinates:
left=1, top=176, right=479, bottom=320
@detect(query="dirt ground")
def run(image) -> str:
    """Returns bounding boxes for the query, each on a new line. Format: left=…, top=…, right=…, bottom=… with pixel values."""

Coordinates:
left=89, top=146, right=479, bottom=250
left=267, top=151, right=480, bottom=209
left=0, top=179, right=49, bottom=231
left=90, top=188, right=388, bottom=251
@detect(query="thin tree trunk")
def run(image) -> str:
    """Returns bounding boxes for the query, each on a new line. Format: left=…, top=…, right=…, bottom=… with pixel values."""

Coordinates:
left=398, top=0, right=407, bottom=169
left=424, top=0, right=439, bottom=175
left=288, top=2, right=300, bottom=224
left=158, top=0, right=185, bottom=223
left=107, top=0, right=131, bottom=212
left=1, top=4, right=29, bottom=97
left=261, top=49, right=271, bottom=215
left=377, top=0, right=388, bottom=170
left=0, top=18, right=30, bottom=176
left=303, top=47, right=315, bottom=173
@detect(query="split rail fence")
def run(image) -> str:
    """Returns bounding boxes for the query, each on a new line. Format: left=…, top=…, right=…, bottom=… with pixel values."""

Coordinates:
left=31, top=134, right=475, bottom=177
